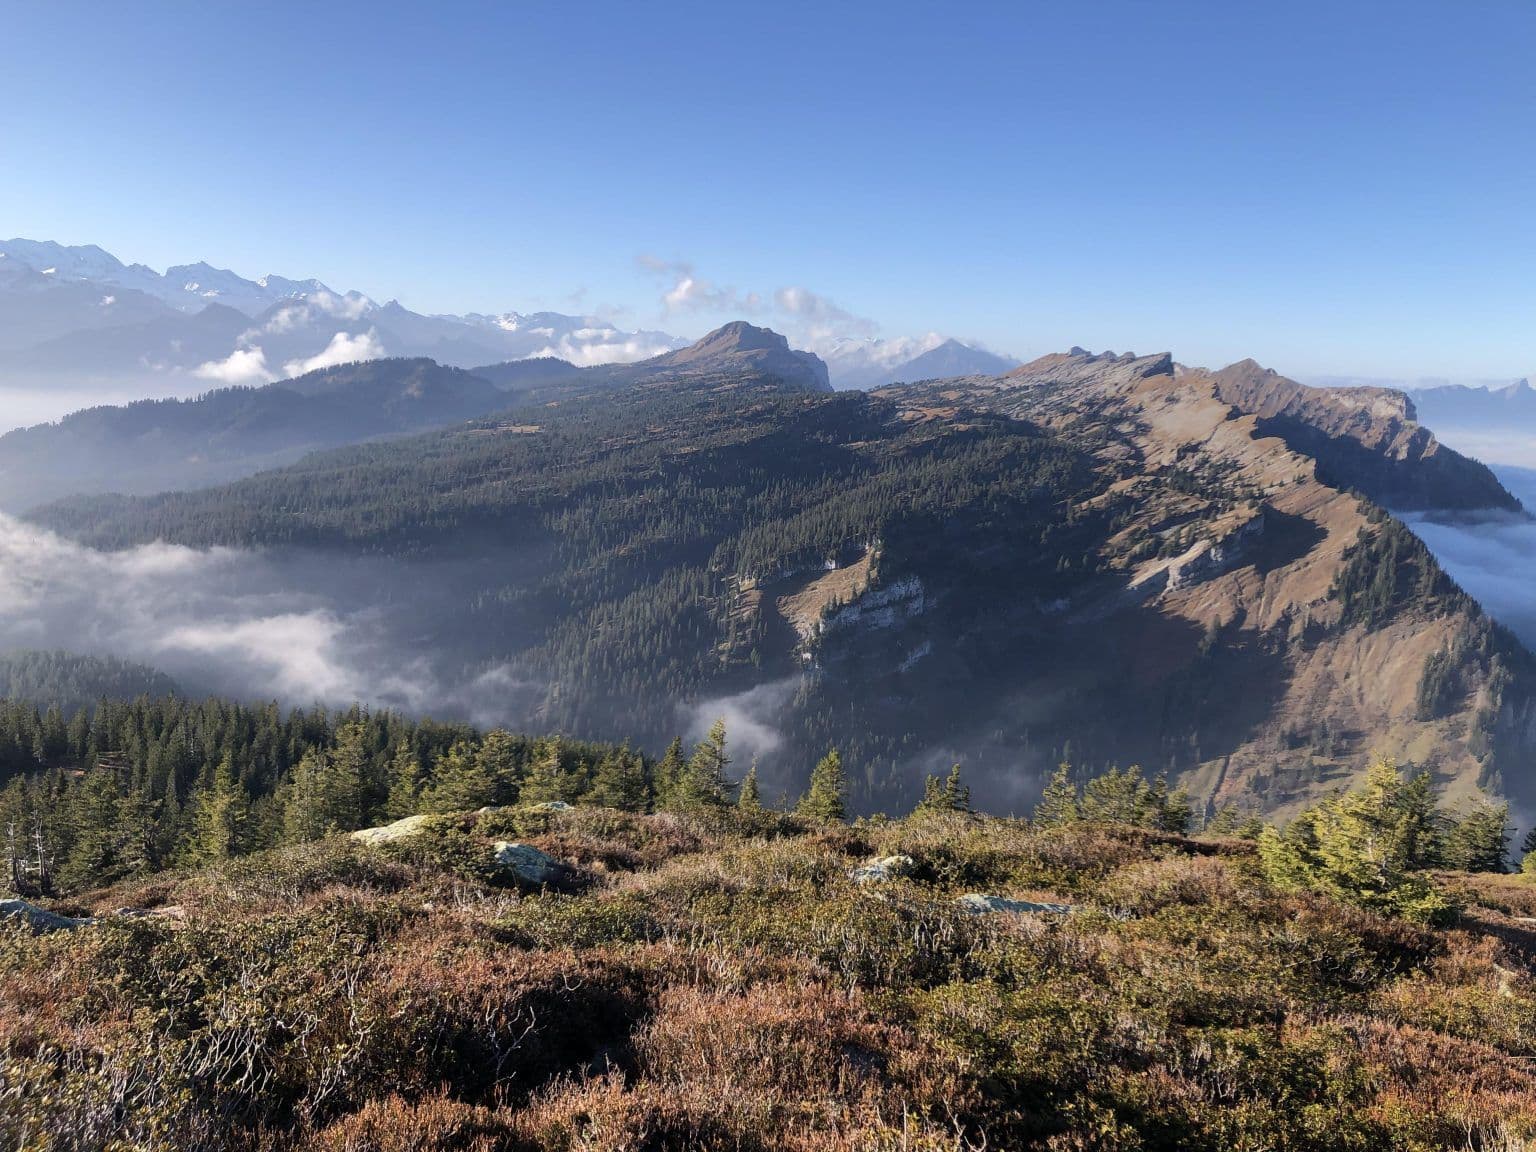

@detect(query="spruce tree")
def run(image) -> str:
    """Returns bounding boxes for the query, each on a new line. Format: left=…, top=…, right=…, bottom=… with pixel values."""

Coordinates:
left=383, top=741, right=423, bottom=820
left=915, top=764, right=971, bottom=815
left=188, top=753, right=248, bottom=864
left=587, top=746, right=647, bottom=811
left=797, top=748, right=847, bottom=822
left=1444, top=799, right=1509, bottom=873
left=477, top=729, right=523, bottom=807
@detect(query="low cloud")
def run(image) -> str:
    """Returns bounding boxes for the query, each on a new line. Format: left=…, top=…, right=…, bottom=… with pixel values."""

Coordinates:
left=1406, top=510, right=1536, bottom=648
left=0, top=512, right=544, bottom=721
left=282, top=328, right=386, bottom=377
left=680, top=676, right=803, bottom=794
left=194, top=346, right=276, bottom=386
left=524, top=332, right=679, bottom=366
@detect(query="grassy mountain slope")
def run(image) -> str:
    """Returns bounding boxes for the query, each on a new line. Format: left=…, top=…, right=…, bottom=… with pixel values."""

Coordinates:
left=7, top=801, right=1536, bottom=1148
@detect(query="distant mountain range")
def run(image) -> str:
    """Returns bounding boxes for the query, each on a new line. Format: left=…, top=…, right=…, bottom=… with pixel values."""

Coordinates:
left=0, top=323, right=831, bottom=510
left=1403, top=378, right=1536, bottom=434
left=0, top=239, right=1009, bottom=396
left=822, top=334, right=1019, bottom=388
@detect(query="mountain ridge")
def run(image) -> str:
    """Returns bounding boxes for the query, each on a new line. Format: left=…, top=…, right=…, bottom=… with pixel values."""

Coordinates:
left=27, top=338, right=1536, bottom=818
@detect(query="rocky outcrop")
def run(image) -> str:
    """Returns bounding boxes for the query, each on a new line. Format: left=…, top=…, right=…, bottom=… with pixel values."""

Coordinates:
left=633, top=322, right=831, bottom=393
left=350, top=814, right=436, bottom=845
left=491, top=842, right=564, bottom=885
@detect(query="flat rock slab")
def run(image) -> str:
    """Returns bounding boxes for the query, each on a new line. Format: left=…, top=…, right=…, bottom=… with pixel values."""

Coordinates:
left=0, top=899, right=92, bottom=933
left=955, top=893, right=1075, bottom=916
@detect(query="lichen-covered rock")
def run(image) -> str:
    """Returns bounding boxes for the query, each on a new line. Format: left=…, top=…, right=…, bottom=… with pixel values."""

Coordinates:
left=528, top=801, right=573, bottom=813
left=850, top=854, right=916, bottom=884
left=491, top=841, right=563, bottom=885
left=350, top=813, right=435, bottom=845
left=0, top=899, right=91, bottom=933
left=954, top=893, right=1075, bottom=916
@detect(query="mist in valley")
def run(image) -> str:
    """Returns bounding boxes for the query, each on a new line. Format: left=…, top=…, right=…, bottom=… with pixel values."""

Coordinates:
left=0, top=510, right=548, bottom=729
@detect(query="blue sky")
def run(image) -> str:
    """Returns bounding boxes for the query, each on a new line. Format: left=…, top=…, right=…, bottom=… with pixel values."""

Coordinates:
left=3, top=0, right=1534, bottom=377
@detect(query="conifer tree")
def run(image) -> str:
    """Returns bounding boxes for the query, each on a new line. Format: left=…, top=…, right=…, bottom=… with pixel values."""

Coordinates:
left=188, top=753, right=248, bottom=864
left=1258, top=758, right=1452, bottom=922
left=652, top=737, right=686, bottom=810
left=916, top=763, right=971, bottom=815
left=419, top=739, right=496, bottom=814
left=477, top=729, right=523, bottom=807
left=797, top=748, right=847, bottom=822
left=587, top=746, right=647, bottom=811
left=673, top=719, right=732, bottom=810
left=521, top=736, right=576, bottom=805
left=737, top=758, right=762, bottom=813
left=1033, top=763, right=1079, bottom=827
left=1444, top=799, right=1509, bottom=873
left=383, top=741, right=423, bottom=820
left=59, top=770, right=126, bottom=889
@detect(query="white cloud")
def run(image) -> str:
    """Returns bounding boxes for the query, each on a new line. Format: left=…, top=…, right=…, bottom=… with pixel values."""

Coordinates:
left=194, top=346, right=277, bottom=386
left=282, top=328, right=386, bottom=377
left=639, top=255, right=762, bottom=315
left=774, top=286, right=876, bottom=339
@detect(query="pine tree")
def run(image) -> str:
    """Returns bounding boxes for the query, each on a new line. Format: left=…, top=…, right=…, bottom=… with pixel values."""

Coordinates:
left=1033, top=763, right=1079, bottom=827
left=797, top=748, right=847, bottom=822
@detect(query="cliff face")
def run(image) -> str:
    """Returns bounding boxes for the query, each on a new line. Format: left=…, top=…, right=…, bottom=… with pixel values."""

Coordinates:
left=1203, top=359, right=1522, bottom=513
left=879, top=349, right=1536, bottom=818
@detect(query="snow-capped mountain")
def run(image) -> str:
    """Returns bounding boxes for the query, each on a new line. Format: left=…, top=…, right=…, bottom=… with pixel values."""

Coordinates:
left=0, top=240, right=688, bottom=394
left=0, top=238, right=1005, bottom=414
left=0, top=239, right=326, bottom=315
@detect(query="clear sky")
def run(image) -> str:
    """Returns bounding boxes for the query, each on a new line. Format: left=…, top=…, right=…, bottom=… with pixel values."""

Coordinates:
left=3, top=0, right=1533, bottom=378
